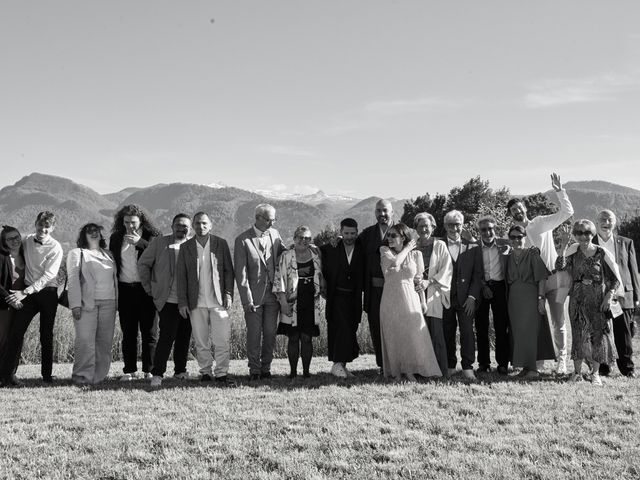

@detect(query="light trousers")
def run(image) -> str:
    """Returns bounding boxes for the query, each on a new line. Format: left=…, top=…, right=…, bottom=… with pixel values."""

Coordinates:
left=190, top=307, right=231, bottom=377
left=536, top=293, right=567, bottom=370
left=73, top=299, right=117, bottom=384
left=245, top=294, right=280, bottom=375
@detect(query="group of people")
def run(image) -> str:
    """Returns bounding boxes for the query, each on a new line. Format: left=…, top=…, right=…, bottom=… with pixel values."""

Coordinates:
left=0, top=173, right=637, bottom=388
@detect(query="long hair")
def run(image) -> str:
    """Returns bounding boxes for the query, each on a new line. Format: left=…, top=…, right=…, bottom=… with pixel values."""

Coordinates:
left=111, top=204, right=160, bottom=237
left=76, top=223, right=108, bottom=249
left=388, top=222, right=412, bottom=247
left=0, top=225, right=21, bottom=255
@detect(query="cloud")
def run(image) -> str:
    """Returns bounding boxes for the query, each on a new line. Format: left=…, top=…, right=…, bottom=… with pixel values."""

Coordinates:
left=258, top=145, right=320, bottom=158
left=524, top=71, right=640, bottom=108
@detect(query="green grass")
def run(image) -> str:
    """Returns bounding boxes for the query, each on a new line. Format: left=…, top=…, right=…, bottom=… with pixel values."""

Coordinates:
left=2, top=350, right=640, bottom=479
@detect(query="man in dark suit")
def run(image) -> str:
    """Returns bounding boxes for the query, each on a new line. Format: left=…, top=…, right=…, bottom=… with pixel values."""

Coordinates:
left=321, top=218, right=364, bottom=378
left=177, top=212, right=234, bottom=383
left=475, top=216, right=511, bottom=375
left=234, top=204, right=286, bottom=381
left=594, top=209, right=639, bottom=378
left=358, top=199, right=394, bottom=372
left=442, top=210, right=483, bottom=380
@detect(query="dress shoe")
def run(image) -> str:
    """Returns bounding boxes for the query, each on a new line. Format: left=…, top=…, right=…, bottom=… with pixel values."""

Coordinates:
left=200, top=374, right=213, bottom=382
left=624, top=371, right=636, bottom=378
left=497, top=366, right=509, bottom=375
left=476, top=365, right=491, bottom=374
left=173, top=372, right=191, bottom=380
left=249, top=374, right=261, bottom=381
left=42, top=376, right=55, bottom=384
left=524, top=370, right=540, bottom=379
left=302, top=371, right=311, bottom=379
left=150, top=376, right=162, bottom=388
left=331, top=363, right=348, bottom=378
left=260, top=372, right=272, bottom=380
left=215, top=375, right=228, bottom=384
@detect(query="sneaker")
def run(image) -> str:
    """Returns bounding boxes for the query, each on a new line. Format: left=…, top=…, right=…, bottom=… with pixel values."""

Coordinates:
left=173, top=372, right=190, bottom=380
left=143, top=372, right=153, bottom=379
left=150, top=376, right=162, bottom=388
left=591, top=373, right=603, bottom=386
left=331, top=363, right=348, bottom=378
left=555, top=359, right=567, bottom=376
left=462, top=369, right=476, bottom=380
left=120, top=373, right=134, bottom=382
left=569, top=373, right=583, bottom=382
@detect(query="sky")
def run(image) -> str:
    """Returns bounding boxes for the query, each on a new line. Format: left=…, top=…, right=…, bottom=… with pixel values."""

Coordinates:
left=2, top=1, right=640, bottom=199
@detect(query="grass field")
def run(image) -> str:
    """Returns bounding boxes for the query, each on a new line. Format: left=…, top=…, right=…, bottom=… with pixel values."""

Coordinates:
left=2, top=348, right=640, bottom=479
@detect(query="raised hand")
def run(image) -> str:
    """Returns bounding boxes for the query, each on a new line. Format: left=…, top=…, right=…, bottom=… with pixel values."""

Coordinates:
left=551, top=173, right=562, bottom=192
left=558, top=223, right=572, bottom=247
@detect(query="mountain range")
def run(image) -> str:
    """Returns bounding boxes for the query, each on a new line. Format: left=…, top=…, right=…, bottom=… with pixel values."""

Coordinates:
left=0, top=173, right=638, bottom=250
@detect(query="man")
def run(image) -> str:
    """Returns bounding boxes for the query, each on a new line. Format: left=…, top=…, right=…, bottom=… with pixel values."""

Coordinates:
left=321, top=218, right=364, bottom=378
left=507, top=173, right=574, bottom=375
left=109, top=204, right=160, bottom=381
left=138, top=213, right=193, bottom=388
left=0, top=211, right=63, bottom=385
left=234, top=204, right=285, bottom=381
left=475, top=216, right=511, bottom=375
left=594, top=209, right=639, bottom=378
left=442, top=210, right=483, bottom=380
left=177, top=212, right=234, bottom=383
left=359, top=199, right=394, bottom=372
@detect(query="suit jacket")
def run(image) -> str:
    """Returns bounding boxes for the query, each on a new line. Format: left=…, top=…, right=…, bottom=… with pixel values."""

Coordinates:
left=359, top=223, right=389, bottom=313
left=66, top=248, right=119, bottom=311
left=320, top=240, right=364, bottom=323
left=443, top=237, right=483, bottom=304
left=0, top=253, right=13, bottom=310
left=176, top=234, right=234, bottom=311
left=593, top=234, right=640, bottom=309
left=477, top=238, right=511, bottom=284
left=234, top=227, right=285, bottom=307
left=108, top=229, right=157, bottom=277
left=138, top=234, right=183, bottom=311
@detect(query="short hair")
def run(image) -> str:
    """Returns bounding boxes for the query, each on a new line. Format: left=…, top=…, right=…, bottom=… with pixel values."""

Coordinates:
left=294, top=225, right=311, bottom=239
left=573, top=219, right=596, bottom=235
left=597, top=209, right=617, bottom=223
left=388, top=223, right=412, bottom=247
left=255, top=203, right=275, bottom=218
left=508, top=225, right=526, bottom=237
left=477, top=215, right=497, bottom=227
left=506, top=198, right=524, bottom=213
left=193, top=211, right=210, bottom=222
left=444, top=210, right=464, bottom=225
left=414, top=212, right=436, bottom=228
left=36, top=211, right=56, bottom=226
left=0, top=225, right=20, bottom=255
left=76, top=223, right=107, bottom=249
left=340, top=218, right=358, bottom=230
left=171, top=213, right=191, bottom=224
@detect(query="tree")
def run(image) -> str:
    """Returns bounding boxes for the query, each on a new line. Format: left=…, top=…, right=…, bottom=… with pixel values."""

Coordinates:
left=313, top=224, right=339, bottom=247
left=400, top=193, right=447, bottom=236
left=522, top=192, right=558, bottom=219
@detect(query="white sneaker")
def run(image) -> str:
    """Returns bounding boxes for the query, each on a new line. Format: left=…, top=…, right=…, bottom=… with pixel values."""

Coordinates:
left=569, top=373, right=583, bottom=382
left=555, top=359, right=567, bottom=375
left=331, top=363, right=348, bottom=378
left=591, top=373, right=603, bottom=386
left=150, top=376, right=162, bottom=387
left=462, top=369, right=477, bottom=380
left=120, top=373, right=134, bottom=382
left=173, top=372, right=190, bottom=380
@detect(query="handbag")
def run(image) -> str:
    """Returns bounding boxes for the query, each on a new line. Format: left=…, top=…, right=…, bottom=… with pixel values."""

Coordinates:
left=58, top=250, right=83, bottom=309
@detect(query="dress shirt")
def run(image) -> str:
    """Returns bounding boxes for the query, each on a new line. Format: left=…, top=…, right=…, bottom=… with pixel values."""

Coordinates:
left=119, top=242, right=140, bottom=283
left=597, top=234, right=615, bottom=258
left=447, top=238, right=462, bottom=262
left=253, top=226, right=273, bottom=259
left=22, top=234, right=63, bottom=295
left=345, top=245, right=354, bottom=265
left=166, top=241, right=183, bottom=304
left=196, top=238, right=221, bottom=308
left=481, top=240, right=504, bottom=281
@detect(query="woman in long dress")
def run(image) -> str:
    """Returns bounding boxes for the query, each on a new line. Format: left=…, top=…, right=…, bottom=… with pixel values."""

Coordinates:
left=505, top=225, right=555, bottom=379
left=555, top=220, right=621, bottom=386
left=379, top=223, right=442, bottom=381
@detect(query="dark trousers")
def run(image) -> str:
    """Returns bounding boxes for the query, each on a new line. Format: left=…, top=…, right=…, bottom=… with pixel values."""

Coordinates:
left=600, top=308, right=635, bottom=376
left=0, top=288, right=57, bottom=380
left=425, top=316, right=448, bottom=375
left=443, top=296, right=476, bottom=370
left=367, top=286, right=384, bottom=368
left=475, top=281, right=510, bottom=369
left=328, top=292, right=360, bottom=363
left=118, top=282, right=158, bottom=374
left=151, top=302, right=192, bottom=377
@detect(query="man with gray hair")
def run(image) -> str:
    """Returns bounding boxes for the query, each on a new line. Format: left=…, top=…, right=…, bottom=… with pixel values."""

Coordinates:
left=234, top=203, right=286, bottom=380
left=594, top=209, right=639, bottom=377
left=442, top=209, right=483, bottom=380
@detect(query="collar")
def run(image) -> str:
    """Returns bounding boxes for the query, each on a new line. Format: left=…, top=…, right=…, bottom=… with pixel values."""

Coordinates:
left=597, top=234, right=613, bottom=244
left=253, top=226, right=270, bottom=238
left=481, top=239, right=497, bottom=248
left=447, top=237, right=461, bottom=245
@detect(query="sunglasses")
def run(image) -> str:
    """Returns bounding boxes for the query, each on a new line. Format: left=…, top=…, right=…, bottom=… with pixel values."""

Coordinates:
left=297, top=236, right=312, bottom=241
left=480, top=227, right=495, bottom=232
left=509, top=235, right=524, bottom=240
left=574, top=230, right=593, bottom=236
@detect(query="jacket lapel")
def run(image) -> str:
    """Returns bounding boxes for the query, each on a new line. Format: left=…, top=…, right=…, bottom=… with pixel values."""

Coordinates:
left=167, top=236, right=175, bottom=277
left=249, top=230, right=267, bottom=267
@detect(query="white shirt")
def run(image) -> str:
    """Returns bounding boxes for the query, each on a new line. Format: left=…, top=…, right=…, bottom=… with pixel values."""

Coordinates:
left=196, top=238, right=220, bottom=308
left=22, top=234, right=63, bottom=294
left=253, top=226, right=273, bottom=259
left=447, top=238, right=462, bottom=262
left=166, top=241, right=182, bottom=304
left=344, top=245, right=354, bottom=265
left=481, top=240, right=504, bottom=281
left=597, top=234, right=616, bottom=258
left=84, top=249, right=116, bottom=300
left=119, top=242, right=140, bottom=283
left=522, top=189, right=574, bottom=272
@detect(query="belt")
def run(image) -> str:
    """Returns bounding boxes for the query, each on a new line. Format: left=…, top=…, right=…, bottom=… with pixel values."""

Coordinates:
left=336, top=287, right=355, bottom=294
left=371, top=277, right=385, bottom=288
left=41, top=286, right=58, bottom=292
left=579, top=279, right=596, bottom=286
left=118, top=281, right=142, bottom=287
left=299, top=276, right=314, bottom=285
left=486, top=279, right=505, bottom=286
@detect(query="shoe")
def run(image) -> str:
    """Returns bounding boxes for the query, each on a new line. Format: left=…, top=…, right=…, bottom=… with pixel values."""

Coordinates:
left=200, top=374, right=213, bottom=382
left=476, top=365, right=491, bottom=374
left=447, top=368, right=456, bottom=377
left=497, top=366, right=509, bottom=375
left=343, top=365, right=355, bottom=378
left=555, top=359, right=568, bottom=376
left=143, top=372, right=153, bottom=379
left=406, top=373, right=417, bottom=382
left=215, top=375, right=228, bottom=384
left=462, top=369, right=476, bottom=380
left=249, top=374, right=261, bottom=381
left=120, top=372, right=138, bottom=381
left=173, top=372, right=190, bottom=380
left=150, top=376, right=162, bottom=388
left=569, top=373, right=583, bottom=382
left=302, top=371, right=311, bottom=379
left=524, top=370, right=540, bottom=379
left=260, top=372, right=272, bottom=380
left=624, top=371, right=636, bottom=378
left=331, top=363, right=348, bottom=378
left=517, top=369, right=529, bottom=377
left=42, top=376, right=55, bottom=384
left=288, top=371, right=297, bottom=379
left=591, top=373, right=603, bottom=386
left=8, top=375, right=24, bottom=387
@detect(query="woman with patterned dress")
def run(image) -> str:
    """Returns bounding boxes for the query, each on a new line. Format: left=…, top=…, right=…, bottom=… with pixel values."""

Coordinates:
left=379, top=223, right=442, bottom=381
left=274, top=226, right=322, bottom=379
left=556, top=220, right=622, bottom=386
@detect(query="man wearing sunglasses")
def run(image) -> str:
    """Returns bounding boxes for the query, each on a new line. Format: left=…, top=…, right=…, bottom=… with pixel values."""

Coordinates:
left=593, top=209, right=639, bottom=378
left=506, top=173, right=574, bottom=375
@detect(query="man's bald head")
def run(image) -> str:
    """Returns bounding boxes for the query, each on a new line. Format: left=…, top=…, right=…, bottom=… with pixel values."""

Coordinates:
left=375, top=199, right=393, bottom=226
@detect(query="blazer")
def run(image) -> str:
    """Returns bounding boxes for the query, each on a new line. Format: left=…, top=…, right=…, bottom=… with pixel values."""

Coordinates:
left=0, top=253, right=13, bottom=310
left=443, top=237, right=483, bottom=303
left=234, top=227, right=285, bottom=307
left=176, top=235, right=234, bottom=311
left=593, top=234, right=640, bottom=309
left=108, top=229, right=157, bottom=277
left=320, top=240, right=364, bottom=323
left=138, top=234, right=183, bottom=311
left=477, top=238, right=511, bottom=285
left=359, top=223, right=389, bottom=313
left=66, top=248, right=119, bottom=311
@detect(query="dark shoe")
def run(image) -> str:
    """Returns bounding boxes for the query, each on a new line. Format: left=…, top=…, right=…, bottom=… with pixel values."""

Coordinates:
left=42, top=376, right=55, bottom=384
left=288, top=371, right=297, bottom=379
left=624, top=371, right=636, bottom=378
left=249, top=374, right=261, bottom=381
left=215, top=376, right=228, bottom=384
left=200, top=374, right=213, bottom=382
left=497, top=366, right=509, bottom=375
left=260, top=372, right=272, bottom=380
left=599, top=364, right=611, bottom=376
left=476, top=365, right=491, bottom=374
left=8, top=376, right=24, bottom=387
left=302, top=371, right=311, bottom=379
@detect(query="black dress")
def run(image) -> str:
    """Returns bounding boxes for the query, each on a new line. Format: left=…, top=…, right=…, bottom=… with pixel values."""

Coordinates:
left=277, top=260, right=320, bottom=337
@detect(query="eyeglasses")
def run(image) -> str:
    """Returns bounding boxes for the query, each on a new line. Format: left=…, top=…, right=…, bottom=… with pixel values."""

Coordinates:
left=86, top=227, right=101, bottom=234
left=260, top=215, right=276, bottom=222
left=297, top=236, right=312, bottom=241
left=574, top=230, right=593, bottom=236
left=509, top=235, right=524, bottom=240
left=5, top=235, right=21, bottom=242
left=480, top=227, right=495, bottom=232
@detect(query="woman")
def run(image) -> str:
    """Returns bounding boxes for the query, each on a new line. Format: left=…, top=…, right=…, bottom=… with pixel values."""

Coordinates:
left=379, top=222, right=442, bottom=381
left=0, top=226, right=25, bottom=386
left=413, top=212, right=452, bottom=377
left=274, top=226, right=322, bottom=379
left=556, top=220, right=621, bottom=385
left=67, top=223, right=118, bottom=385
left=505, top=225, right=555, bottom=379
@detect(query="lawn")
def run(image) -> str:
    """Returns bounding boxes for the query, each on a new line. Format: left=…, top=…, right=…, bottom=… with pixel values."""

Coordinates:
left=1, top=352, right=640, bottom=480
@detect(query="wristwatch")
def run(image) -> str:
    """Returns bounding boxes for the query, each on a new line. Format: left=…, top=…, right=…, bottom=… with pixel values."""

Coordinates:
left=537, top=295, right=544, bottom=300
